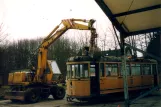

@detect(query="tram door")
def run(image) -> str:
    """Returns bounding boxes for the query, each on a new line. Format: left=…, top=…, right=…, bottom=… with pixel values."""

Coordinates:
left=153, top=64, right=158, bottom=86
left=90, top=63, right=100, bottom=95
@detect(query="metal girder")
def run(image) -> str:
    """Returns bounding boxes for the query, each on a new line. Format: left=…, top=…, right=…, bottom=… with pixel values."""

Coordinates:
left=127, top=27, right=161, bottom=36
left=129, top=86, right=159, bottom=104
left=125, top=43, right=161, bottom=62
left=113, top=4, right=161, bottom=17
left=120, top=34, right=129, bottom=107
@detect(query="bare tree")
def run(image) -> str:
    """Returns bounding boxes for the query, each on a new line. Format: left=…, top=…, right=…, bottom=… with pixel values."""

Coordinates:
left=0, top=22, right=8, bottom=43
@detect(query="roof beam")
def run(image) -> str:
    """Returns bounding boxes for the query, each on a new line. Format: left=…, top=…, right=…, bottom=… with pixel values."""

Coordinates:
left=95, top=0, right=127, bottom=35
left=127, top=27, right=161, bottom=36
left=114, top=4, right=161, bottom=17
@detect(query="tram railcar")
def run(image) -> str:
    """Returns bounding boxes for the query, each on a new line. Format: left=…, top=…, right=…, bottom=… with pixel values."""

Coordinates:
left=66, top=56, right=158, bottom=101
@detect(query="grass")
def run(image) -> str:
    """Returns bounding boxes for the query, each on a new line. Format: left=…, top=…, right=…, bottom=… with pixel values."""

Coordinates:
left=0, top=86, right=10, bottom=100
left=57, top=83, right=66, bottom=89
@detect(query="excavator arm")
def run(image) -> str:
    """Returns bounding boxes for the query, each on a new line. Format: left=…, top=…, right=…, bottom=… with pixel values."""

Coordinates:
left=34, top=19, right=97, bottom=82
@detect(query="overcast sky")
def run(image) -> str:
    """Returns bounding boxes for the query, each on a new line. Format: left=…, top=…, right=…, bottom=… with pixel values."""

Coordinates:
left=0, top=0, right=115, bottom=41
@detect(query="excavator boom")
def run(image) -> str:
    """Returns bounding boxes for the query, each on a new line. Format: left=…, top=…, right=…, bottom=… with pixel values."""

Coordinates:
left=35, top=19, right=97, bottom=82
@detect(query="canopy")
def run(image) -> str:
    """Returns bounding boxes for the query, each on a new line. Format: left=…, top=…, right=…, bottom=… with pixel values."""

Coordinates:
left=95, top=0, right=161, bottom=37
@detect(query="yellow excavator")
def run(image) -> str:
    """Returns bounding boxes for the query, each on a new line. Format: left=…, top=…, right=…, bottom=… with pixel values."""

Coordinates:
left=4, top=18, right=97, bottom=103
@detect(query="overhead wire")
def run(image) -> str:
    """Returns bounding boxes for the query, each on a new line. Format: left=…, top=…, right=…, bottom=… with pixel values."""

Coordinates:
left=121, top=0, right=135, bottom=25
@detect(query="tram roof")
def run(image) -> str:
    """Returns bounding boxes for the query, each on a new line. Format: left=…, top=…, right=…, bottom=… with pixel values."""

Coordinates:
left=95, top=0, right=161, bottom=37
left=67, top=55, right=157, bottom=63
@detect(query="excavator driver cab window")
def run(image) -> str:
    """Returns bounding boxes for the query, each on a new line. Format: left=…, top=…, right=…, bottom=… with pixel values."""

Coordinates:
left=30, top=66, right=36, bottom=81
left=45, top=67, right=50, bottom=74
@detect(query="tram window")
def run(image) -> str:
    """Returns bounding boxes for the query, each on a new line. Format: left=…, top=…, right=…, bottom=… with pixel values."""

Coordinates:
left=100, top=63, right=105, bottom=77
left=131, top=64, right=141, bottom=75
left=90, top=65, right=95, bottom=76
left=75, top=65, right=80, bottom=78
left=71, top=65, right=75, bottom=78
left=67, top=65, right=71, bottom=79
left=106, top=64, right=118, bottom=76
left=80, top=65, right=83, bottom=77
left=80, top=64, right=89, bottom=78
left=68, top=64, right=89, bottom=78
left=120, top=64, right=130, bottom=76
left=84, top=64, right=89, bottom=78
left=142, top=64, right=151, bottom=75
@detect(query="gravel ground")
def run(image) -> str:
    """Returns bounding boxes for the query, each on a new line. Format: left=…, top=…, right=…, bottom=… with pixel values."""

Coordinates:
left=0, top=95, right=161, bottom=107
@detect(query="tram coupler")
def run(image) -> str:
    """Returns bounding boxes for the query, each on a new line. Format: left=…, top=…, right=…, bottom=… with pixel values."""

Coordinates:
left=67, top=96, right=74, bottom=102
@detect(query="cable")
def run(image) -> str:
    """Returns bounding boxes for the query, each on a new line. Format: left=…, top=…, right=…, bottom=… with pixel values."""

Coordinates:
left=121, top=0, right=135, bottom=25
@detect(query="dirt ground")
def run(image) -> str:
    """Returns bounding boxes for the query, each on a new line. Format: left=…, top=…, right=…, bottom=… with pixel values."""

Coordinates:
left=0, top=95, right=161, bottom=107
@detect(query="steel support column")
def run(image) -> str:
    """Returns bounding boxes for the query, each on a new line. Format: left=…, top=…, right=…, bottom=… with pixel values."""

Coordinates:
left=121, top=33, right=129, bottom=107
left=159, top=32, right=161, bottom=87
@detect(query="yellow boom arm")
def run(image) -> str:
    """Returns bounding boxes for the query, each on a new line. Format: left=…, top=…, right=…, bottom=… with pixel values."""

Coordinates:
left=34, top=19, right=97, bottom=82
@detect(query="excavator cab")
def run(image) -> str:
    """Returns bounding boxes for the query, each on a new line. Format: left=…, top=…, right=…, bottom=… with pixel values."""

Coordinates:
left=44, top=60, right=62, bottom=84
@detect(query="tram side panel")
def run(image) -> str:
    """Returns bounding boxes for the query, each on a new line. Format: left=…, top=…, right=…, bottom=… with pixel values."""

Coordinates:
left=67, top=79, right=90, bottom=97
left=99, top=62, right=156, bottom=95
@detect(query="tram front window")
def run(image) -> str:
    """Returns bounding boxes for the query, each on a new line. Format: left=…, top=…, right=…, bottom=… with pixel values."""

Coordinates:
left=67, top=65, right=71, bottom=79
left=67, top=64, right=89, bottom=79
